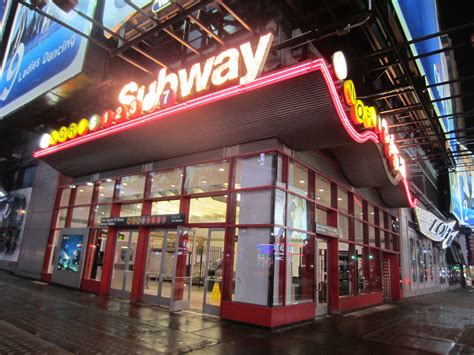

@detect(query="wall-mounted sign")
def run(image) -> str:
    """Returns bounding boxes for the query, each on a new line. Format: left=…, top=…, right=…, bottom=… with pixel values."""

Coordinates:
left=152, top=0, right=172, bottom=13
left=100, top=213, right=185, bottom=227
left=38, top=33, right=274, bottom=149
left=316, top=223, right=339, bottom=238
left=414, top=206, right=459, bottom=249
left=343, top=79, right=407, bottom=179
left=0, top=1, right=97, bottom=118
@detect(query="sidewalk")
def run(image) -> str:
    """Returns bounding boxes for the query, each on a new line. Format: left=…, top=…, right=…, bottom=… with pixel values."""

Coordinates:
left=0, top=270, right=473, bottom=354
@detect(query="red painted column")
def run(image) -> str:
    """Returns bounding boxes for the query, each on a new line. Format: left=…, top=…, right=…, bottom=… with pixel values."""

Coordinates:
left=328, top=237, right=339, bottom=313
left=131, top=226, right=148, bottom=302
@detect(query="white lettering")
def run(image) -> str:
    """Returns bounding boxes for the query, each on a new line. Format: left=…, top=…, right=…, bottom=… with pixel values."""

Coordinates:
left=239, top=33, right=274, bottom=85
left=178, top=56, right=215, bottom=98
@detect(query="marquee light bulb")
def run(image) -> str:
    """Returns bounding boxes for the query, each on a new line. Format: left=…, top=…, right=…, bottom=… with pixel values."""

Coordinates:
left=39, top=133, right=51, bottom=149
left=332, top=51, right=348, bottom=80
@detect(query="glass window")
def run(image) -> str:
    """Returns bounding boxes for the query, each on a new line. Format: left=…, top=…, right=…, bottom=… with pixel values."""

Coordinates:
left=368, top=204, right=376, bottom=225
left=74, top=184, right=94, bottom=205
left=189, top=196, right=227, bottom=223
left=369, top=250, right=381, bottom=291
left=316, top=208, right=327, bottom=225
left=339, top=214, right=349, bottom=239
left=185, top=161, right=229, bottom=193
left=70, top=206, right=90, bottom=227
left=149, top=169, right=182, bottom=198
left=338, top=242, right=353, bottom=296
left=234, top=154, right=275, bottom=189
left=354, top=220, right=364, bottom=244
left=97, top=179, right=116, bottom=203
left=236, top=190, right=272, bottom=225
left=369, top=226, right=376, bottom=246
left=277, top=155, right=284, bottom=188
left=355, top=245, right=368, bottom=294
left=118, top=175, right=146, bottom=200
left=287, top=194, right=308, bottom=231
left=59, top=188, right=71, bottom=207
left=288, top=162, right=308, bottom=196
left=337, top=188, right=349, bottom=213
left=286, top=231, right=314, bottom=304
left=315, top=176, right=331, bottom=207
left=55, top=208, right=68, bottom=228
left=354, top=196, right=363, bottom=219
left=274, top=189, right=286, bottom=226
left=233, top=228, right=273, bottom=306
left=83, top=229, right=107, bottom=281
left=410, top=237, right=417, bottom=284
left=151, top=200, right=180, bottom=215
left=47, top=230, right=61, bottom=273
left=272, top=228, right=285, bottom=305
left=120, top=203, right=142, bottom=217
left=93, top=204, right=112, bottom=226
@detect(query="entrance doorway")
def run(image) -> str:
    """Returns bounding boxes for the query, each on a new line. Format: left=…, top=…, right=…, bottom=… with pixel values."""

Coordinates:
left=316, top=239, right=328, bottom=315
left=142, top=227, right=195, bottom=311
left=110, top=230, right=139, bottom=298
left=192, top=229, right=225, bottom=315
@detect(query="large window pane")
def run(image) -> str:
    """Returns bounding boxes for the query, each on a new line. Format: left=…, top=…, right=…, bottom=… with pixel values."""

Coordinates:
left=151, top=200, right=180, bottom=215
left=339, top=214, right=349, bottom=239
left=59, top=188, right=71, bottom=207
left=120, top=203, right=142, bottom=217
left=55, top=208, right=68, bottom=228
left=118, top=175, right=146, bottom=200
left=286, top=231, right=314, bottom=304
left=185, top=161, right=229, bottom=193
left=75, top=184, right=94, bottom=205
left=288, top=162, right=308, bottom=196
left=189, top=196, right=227, bottom=223
left=97, top=179, right=116, bottom=203
left=316, top=208, right=327, bottom=225
left=354, top=220, right=364, bottom=244
left=369, top=250, right=381, bottom=292
left=287, top=194, right=308, bottom=231
left=339, top=242, right=353, bottom=296
left=236, top=190, right=272, bottom=225
left=93, top=205, right=112, bottom=226
left=274, top=189, right=286, bottom=226
left=234, top=154, right=275, bottom=189
left=354, top=196, right=363, bottom=219
left=369, top=226, right=376, bottom=246
left=70, top=206, right=90, bottom=227
left=315, top=176, right=331, bottom=207
left=234, top=228, right=272, bottom=306
left=337, top=188, right=349, bottom=213
left=356, top=245, right=368, bottom=294
left=149, top=169, right=183, bottom=198
left=368, top=204, right=376, bottom=225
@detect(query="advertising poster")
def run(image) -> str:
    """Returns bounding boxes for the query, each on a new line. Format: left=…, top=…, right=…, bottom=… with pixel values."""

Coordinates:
left=0, top=1, right=97, bottom=118
left=0, top=0, right=13, bottom=42
left=450, top=143, right=474, bottom=226
left=0, top=187, right=32, bottom=262
left=392, top=0, right=454, bottom=146
left=57, top=233, right=84, bottom=272
left=102, top=0, right=151, bottom=38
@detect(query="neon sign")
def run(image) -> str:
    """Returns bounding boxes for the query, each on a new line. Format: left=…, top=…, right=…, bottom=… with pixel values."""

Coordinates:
left=343, top=80, right=407, bottom=179
left=39, top=33, right=274, bottom=149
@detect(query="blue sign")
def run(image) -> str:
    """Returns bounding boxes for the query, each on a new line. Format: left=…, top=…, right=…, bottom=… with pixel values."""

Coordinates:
left=392, top=0, right=454, bottom=143
left=102, top=0, right=151, bottom=38
left=0, top=1, right=97, bottom=118
left=0, top=0, right=13, bottom=42
left=450, top=143, right=474, bottom=227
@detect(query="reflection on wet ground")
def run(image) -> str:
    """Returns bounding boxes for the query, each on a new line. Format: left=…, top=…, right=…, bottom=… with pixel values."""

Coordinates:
left=0, top=270, right=473, bottom=354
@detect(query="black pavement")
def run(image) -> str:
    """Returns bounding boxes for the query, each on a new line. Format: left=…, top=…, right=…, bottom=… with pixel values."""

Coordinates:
left=0, top=270, right=473, bottom=354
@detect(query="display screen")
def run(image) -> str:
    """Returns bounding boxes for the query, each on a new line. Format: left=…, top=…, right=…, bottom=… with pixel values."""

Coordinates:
left=57, top=234, right=84, bottom=272
left=392, top=0, right=454, bottom=146
left=102, top=0, right=151, bottom=38
left=0, top=1, right=97, bottom=118
left=0, top=0, right=13, bottom=42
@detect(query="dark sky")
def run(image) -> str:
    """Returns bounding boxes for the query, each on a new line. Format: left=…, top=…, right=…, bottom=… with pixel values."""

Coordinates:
left=437, top=0, right=474, bottom=138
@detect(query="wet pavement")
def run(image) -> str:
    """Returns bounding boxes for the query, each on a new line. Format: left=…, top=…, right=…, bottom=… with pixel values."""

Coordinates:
left=0, top=271, right=473, bottom=354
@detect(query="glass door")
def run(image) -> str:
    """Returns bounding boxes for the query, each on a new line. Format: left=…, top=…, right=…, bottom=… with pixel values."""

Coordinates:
left=316, top=239, right=328, bottom=315
left=110, top=230, right=139, bottom=298
left=202, top=229, right=225, bottom=315
left=170, top=227, right=195, bottom=312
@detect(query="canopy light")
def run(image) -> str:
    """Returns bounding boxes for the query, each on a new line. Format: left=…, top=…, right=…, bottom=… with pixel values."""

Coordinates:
left=332, top=51, right=348, bottom=80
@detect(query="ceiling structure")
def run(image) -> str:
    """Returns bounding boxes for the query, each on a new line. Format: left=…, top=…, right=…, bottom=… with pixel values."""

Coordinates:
left=1, top=0, right=473, bottom=206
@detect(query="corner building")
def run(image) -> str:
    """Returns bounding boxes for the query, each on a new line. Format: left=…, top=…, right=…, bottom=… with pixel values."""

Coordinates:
left=31, top=47, right=412, bottom=328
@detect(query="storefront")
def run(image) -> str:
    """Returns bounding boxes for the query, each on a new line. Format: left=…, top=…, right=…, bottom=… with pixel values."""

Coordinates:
left=33, top=34, right=415, bottom=327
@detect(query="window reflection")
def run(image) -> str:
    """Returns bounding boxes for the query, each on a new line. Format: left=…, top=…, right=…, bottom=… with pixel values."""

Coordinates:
left=234, top=154, right=275, bottom=189
left=149, top=169, right=183, bottom=197
left=59, top=188, right=71, bottom=207
left=185, top=162, right=229, bottom=193
left=93, top=205, right=112, bottom=226
left=118, top=175, right=146, bottom=200
left=316, top=176, right=331, bottom=207
left=151, top=200, right=180, bottom=215
left=97, top=179, right=115, bottom=203
left=189, top=196, right=227, bottom=222
left=120, top=203, right=142, bottom=217
left=337, top=188, right=349, bottom=213
left=70, top=206, right=90, bottom=227
left=287, top=194, right=308, bottom=231
left=75, top=184, right=94, bottom=205
left=288, top=162, right=308, bottom=196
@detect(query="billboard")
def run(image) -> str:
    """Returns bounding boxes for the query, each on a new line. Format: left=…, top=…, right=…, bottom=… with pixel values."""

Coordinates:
left=0, top=1, right=97, bottom=118
left=392, top=0, right=454, bottom=144
left=102, top=0, right=152, bottom=38
left=450, top=143, right=474, bottom=226
left=57, top=233, right=84, bottom=272
left=0, top=187, right=32, bottom=262
left=0, top=0, right=13, bottom=43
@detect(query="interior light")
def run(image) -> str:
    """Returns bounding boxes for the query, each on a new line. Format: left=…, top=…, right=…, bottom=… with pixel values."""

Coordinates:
left=86, top=182, right=94, bottom=186
left=219, top=168, right=225, bottom=172
left=299, top=180, right=305, bottom=184
left=99, top=186, right=104, bottom=189
left=39, top=133, right=51, bottom=149
left=171, top=184, right=176, bottom=188
left=332, top=51, right=348, bottom=80
left=202, top=180, right=207, bottom=184
left=337, top=197, right=342, bottom=201
left=317, top=197, right=321, bottom=200
left=318, top=189, right=324, bottom=192
left=106, top=178, right=112, bottom=182
left=123, top=182, right=128, bottom=186
left=69, top=185, right=76, bottom=189
left=100, top=193, right=105, bottom=197
left=79, top=189, right=84, bottom=193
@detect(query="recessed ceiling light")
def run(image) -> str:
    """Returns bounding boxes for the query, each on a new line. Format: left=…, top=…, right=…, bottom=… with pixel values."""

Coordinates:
left=219, top=168, right=225, bottom=172
left=106, top=179, right=112, bottom=182
left=86, top=182, right=93, bottom=186
left=337, top=198, right=342, bottom=201
left=202, top=180, right=207, bottom=184
left=79, top=189, right=84, bottom=193
left=318, top=189, right=324, bottom=192
left=299, top=180, right=305, bottom=184
left=170, top=184, right=176, bottom=188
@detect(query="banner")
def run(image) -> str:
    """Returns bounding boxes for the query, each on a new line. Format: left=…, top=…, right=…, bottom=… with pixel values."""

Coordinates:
left=450, top=143, right=474, bottom=226
left=392, top=0, right=454, bottom=146
left=0, top=1, right=97, bottom=118
left=0, top=187, right=32, bottom=262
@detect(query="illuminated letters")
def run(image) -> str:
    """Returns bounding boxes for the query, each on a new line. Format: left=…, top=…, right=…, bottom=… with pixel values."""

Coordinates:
left=211, top=49, right=239, bottom=86
left=179, top=56, right=216, bottom=97
left=239, top=33, right=274, bottom=85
